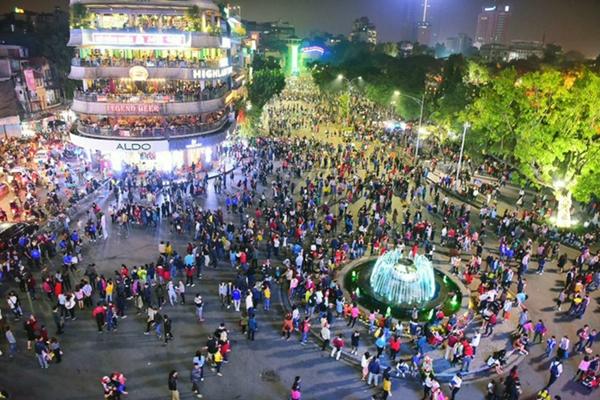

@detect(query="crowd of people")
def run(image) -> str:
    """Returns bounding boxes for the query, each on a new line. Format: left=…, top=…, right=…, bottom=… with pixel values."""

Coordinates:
left=0, top=75, right=598, bottom=400
left=78, top=111, right=227, bottom=138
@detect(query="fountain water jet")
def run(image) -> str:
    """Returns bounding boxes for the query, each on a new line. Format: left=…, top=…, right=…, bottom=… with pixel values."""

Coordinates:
left=369, top=250, right=435, bottom=305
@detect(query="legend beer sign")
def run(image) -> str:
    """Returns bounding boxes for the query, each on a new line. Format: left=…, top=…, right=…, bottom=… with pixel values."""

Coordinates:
left=105, top=103, right=162, bottom=115
left=87, top=32, right=190, bottom=47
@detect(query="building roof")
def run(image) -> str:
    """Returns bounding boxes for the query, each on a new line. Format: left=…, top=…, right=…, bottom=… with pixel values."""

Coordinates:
left=69, top=0, right=219, bottom=11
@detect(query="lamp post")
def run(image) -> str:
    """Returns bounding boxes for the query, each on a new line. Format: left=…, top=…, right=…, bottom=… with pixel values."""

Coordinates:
left=394, top=91, right=426, bottom=161
left=455, top=122, right=470, bottom=190
left=336, top=74, right=363, bottom=121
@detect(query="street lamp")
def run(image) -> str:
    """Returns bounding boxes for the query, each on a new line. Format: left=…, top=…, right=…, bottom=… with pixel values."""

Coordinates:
left=394, top=91, right=426, bottom=161
left=455, top=122, right=470, bottom=190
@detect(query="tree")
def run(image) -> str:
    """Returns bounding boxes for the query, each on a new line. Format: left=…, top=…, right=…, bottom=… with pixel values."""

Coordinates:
left=461, top=67, right=525, bottom=159
left=464, top=66, right=600, bottom=227
left=35, top=10, right=75, bottom=99
left=252, top=54, right=281, bottom=71
left=248, top=69, right=285, bottom=110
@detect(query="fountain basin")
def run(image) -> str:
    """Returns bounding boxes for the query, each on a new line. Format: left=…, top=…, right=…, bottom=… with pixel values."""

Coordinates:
left=343, top=256, right=464, bottom=321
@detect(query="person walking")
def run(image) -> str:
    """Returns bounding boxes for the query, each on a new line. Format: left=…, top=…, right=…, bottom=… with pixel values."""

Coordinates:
left=351, top=330, right=360, bottom=355
left=367, top=356, right=381, bottom=386
left=4, top=327, right=17, bottom=358
left=164, top=314, right=173, bottom=344
left=194, top=294, right=204, bottom=322
left=449, top=372, right=462, bottom=400
left=379, top=367, right=392, bottom=400
left=247, top=314, right=258, bottom=341
left=546, top=357, right=563, bottom=389
left=321, top=323, right=331, bottom=351
left=281, top=313, right=293, bottom=340
left=34, top=337, right=49, bottom=369
left=290, top=376, right=302, bottom=400
left=190, top=363, right=203, bottom=398
left=168, top=370, right=179, bottom=400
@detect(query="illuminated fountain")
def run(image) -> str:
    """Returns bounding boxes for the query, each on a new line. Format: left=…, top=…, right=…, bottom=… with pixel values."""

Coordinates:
left=344, top=251, right=465, bottom=321
left=370, top=250, right=435, bottom=305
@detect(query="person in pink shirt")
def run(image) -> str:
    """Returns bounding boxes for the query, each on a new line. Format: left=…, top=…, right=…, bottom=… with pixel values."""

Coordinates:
left=347, top=303, right=359, bottom=328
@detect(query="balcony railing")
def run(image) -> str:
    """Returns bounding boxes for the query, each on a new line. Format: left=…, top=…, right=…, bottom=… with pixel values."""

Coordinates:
left=68, top=28, right=226, bottom=49
left=74, top=87, right=228, bottom=103
left=72, top=57, right=223, bottom=69
left=76, top=117, right=228, bottom=139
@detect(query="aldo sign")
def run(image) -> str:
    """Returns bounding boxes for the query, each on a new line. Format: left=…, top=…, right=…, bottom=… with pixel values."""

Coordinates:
left=116, top=143, right=152, bottom=151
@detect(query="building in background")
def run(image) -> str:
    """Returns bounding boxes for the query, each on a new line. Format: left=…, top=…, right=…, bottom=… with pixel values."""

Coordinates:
left=480, top=40, right=543, bottom=62
left=244, top=19, right=296, bottom=51
left=67, top=0, right=246, bottom=171
left=475, top=4, right=511, bottom=47
left=349, top=16, right=377, bottom=45
left=507, top=40, right=544, bottom=61
left=445, top=33, right=474, bottom=55
left=415, top=0, right=432, bottom=46
left=0, top=44, right=63, bottom=136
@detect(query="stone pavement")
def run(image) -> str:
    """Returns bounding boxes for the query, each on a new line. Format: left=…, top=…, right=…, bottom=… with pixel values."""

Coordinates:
left=0, top=126, right=598, bottom=400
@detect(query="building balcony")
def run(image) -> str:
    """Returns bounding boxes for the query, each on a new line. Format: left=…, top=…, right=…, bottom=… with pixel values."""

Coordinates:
left=68, top=29, right=229, bottom=49
left=71, top=90, right=227, bottom=115
left=74, top=116, right=228, bottom=140
left=68, top=64, right=233, bottom=81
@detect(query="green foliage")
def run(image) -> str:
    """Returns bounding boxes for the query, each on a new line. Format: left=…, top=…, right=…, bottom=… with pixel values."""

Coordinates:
left=252, top=54, right=281, bottom=71
left=185, top=5, right=203, bottom=31
left=35, top=10, right=74, bottom=99
left=312, top=49, right=439, bottom=119
left=248, top=69, right=285, bottom=110
left=464, top=66, right=600, bottom=202
left=70, top=3, right=90, bottom=28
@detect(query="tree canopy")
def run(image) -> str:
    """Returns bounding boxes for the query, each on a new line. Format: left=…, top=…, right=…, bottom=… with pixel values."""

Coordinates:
left=247, top=54, right=285, bottom=110
left=463, top=66, right=600, bottom=202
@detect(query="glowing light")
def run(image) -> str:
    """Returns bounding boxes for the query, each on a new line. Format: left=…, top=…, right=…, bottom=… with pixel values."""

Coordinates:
left=287, top=43, right=300, bottom=76
left=110, top=152, right=123, bottom=172
left=204, top=147, right=212, bottom=162
left=394, top=90, right=400, bottom=96
left=301, top=46, right=325, bottom=55
left=337, top=74, right=344, bottom=80
left=370, top=250, right=436, bottom=305
left=158, top=152, right=172, bottom=172
left=553, top=180, right=566, bottom=189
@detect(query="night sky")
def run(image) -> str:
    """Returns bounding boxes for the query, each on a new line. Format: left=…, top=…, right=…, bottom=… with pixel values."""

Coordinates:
left=3, top=0, right=600, bottom=57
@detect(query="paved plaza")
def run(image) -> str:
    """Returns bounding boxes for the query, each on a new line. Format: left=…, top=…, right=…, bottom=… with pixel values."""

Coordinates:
left=0, top=82, right=599, bottom=400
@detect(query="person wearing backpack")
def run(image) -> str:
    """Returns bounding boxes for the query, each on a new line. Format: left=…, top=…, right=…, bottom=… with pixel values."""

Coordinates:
left=546, top=357, right=563, bottom=388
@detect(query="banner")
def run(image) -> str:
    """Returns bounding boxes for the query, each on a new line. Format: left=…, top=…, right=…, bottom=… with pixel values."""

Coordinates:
left=23, top=69, right=37, bottom=92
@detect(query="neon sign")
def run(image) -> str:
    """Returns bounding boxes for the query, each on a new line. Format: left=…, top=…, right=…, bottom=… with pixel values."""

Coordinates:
left=106, top=103, right=161, bottom=114
left=86, top=32, right=189, bottom=47
left=192, top=66, right=233, bottom=79
left=301, top=46, right=325, bottom=55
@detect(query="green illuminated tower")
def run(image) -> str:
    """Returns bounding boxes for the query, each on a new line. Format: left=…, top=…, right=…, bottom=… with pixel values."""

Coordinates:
left=285, top=37, right=301, bottom=76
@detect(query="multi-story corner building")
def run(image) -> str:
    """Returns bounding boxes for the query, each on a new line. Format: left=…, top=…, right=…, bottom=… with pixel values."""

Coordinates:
left=67, top=0, right=247, bottom=171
